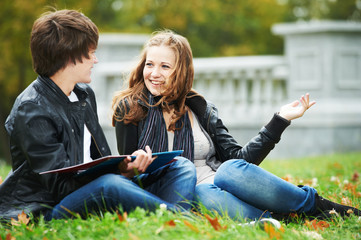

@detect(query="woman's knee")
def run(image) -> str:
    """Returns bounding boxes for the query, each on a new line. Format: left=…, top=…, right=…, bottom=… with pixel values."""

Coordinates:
left=195, top=184, right=223, bottom=207
left=214, top=159, right=248, bottom=186
left=171, top=157, right=196, bottom=177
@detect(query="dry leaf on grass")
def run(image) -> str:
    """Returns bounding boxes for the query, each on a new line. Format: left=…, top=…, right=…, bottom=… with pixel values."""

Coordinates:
left=304, top=219, right=330, bottom=232
left=183, top=220, right=199, bottom=233
left=11, top=211, right=30, bottom=226
left=155, top=220, right=177, bottom=234
left=116, top=210, right=127, bottom=222
left=351, top=171, right=359, bottom=182
left=204, top=214, right=227, bottom=231
left=264, top=222, right=285, bottom=240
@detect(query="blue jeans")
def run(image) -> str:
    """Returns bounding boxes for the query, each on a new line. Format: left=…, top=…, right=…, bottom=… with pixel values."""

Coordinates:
left=47, top=157, right=196, bottom=220
left=195, top=159, right=317, bottom=221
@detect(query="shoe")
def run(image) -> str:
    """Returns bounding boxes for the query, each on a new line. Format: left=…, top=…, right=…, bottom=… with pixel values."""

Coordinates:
left=313, top=193, right=361, bottom=218
left=239, top=218, right=281, bottom=230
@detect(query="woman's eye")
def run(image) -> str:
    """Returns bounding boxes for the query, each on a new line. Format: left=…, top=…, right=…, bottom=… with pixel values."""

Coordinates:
left=162, top=65, right=170, bottom=69
left=145, top=63, right=153, bottom=67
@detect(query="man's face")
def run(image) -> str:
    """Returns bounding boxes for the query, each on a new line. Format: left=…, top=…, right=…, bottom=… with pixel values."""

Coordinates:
left=68, top=49, right=98, bottom=84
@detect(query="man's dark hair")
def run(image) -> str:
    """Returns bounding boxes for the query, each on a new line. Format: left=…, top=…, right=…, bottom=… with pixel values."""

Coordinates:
left=30, top=9, right=99, bottom=77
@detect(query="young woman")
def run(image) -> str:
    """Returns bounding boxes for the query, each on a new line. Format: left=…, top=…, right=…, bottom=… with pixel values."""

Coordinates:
left=112, top=30, right=361, bottom=222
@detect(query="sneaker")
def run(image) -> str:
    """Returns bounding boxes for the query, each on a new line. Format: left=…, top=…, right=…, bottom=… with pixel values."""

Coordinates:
left=239, top=218, right=281, bottom=230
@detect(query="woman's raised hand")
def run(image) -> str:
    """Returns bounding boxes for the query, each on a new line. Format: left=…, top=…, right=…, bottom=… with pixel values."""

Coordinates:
left=278, top=93, right=316, bottom=121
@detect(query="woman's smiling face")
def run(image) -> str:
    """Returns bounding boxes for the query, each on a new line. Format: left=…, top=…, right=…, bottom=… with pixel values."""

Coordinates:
left=143, top=45, right=176, bottom=96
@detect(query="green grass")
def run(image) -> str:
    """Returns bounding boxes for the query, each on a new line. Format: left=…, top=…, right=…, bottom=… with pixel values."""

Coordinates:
left=0, top=160, right=11, bottom=180
left=1, top=152, right=361, bottom=239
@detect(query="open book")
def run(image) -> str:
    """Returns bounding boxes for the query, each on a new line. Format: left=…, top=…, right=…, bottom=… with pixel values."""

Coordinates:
left=39, top=150, right=184, bottom=177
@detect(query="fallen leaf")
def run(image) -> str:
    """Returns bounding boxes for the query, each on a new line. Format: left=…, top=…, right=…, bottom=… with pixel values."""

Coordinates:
left=329, top=209, right=339, bottom=216
left=264, top=222, right=284, bottom=239
left=351, top=171, right=359, bottom=182
left=347, top=209, right=354, bottom=214
left=6, top=233, right=14, bottom=240
left=344, top=183, right=357, bottom=196
left=156, top=220, right=176, bottom=235
left=183, top=220, right=199, bottom=233
left=116, top=210, right=127, bottom=222
left=0, top=176, right=2, bottom=185
left=304, top=219, right=330, bottom=231
left=282, top=174, right=293, bottom=183
left=11, top=211, right=30, bottom=226
left=165, top=220, right=176, bottom=227
left=204, top=214, right=227, bottom=231
left=341, top=197, right=352, bottom=206
left=333, top=162, right=342, bottom=169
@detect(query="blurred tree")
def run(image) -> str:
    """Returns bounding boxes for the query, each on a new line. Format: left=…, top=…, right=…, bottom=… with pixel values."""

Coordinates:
left=280, top=0, right=360, bottom=21
left=0, top=0, right=45, bottom=163
left=0, top=0, right=96, bottom=163
left=107, top=0, right=288, bottom=56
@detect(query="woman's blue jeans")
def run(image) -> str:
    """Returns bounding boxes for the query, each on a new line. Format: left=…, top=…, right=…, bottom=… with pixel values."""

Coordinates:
left=195, top=159, right=317, bottom=221
left=47, top=157, right=196, bottom=220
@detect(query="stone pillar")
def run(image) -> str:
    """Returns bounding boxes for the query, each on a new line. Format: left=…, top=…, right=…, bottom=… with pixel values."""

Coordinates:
left=91, top=33, right=149, bottom=154
left=272, top=21, right=361, bottom=100
left=270, top=21, right=361, bottom=157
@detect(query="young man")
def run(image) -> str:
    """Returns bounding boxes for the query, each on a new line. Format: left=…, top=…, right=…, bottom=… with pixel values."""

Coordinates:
left=0, top=9, right=196, bottom=222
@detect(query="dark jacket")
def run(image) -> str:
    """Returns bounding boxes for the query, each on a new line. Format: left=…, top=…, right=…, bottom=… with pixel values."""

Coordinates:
left=114, top=92, right=290, bottom=170
left=0, top=76, right=111, bottom=221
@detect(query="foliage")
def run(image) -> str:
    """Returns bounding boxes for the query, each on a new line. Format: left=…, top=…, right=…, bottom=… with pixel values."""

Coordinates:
left=110, top=0, right=288, bottom=57
left=280, top=0, right=361, bottom=21
left=1, top=152, right=361, bottom=239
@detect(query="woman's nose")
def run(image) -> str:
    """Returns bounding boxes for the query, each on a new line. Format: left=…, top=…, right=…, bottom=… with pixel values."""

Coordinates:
left=151, top=67, right=160, bottom=77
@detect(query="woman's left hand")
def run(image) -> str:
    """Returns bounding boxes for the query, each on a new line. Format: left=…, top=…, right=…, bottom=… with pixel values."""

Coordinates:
left=278, top=93, right=316, bottom=121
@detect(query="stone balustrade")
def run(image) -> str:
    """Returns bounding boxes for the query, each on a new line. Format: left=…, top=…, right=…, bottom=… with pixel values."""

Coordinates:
left=192, top=56, right=288, bottom=126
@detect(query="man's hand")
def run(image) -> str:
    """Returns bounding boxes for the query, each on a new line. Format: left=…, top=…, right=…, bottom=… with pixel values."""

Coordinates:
left=118, top=146, right=154, bottom=178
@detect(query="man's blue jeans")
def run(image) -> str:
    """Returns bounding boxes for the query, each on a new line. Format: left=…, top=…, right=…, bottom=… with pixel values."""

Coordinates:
left=47, top=157, right=196, bottom=220
left=195, top=159, right=317, bottom=221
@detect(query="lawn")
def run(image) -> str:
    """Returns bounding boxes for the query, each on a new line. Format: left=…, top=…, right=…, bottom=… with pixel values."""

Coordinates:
left=1, top=152, right=360, bottom=239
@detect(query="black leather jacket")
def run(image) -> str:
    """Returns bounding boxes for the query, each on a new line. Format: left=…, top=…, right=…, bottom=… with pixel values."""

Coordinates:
left=114, top=93, right=290, bottom=170
left=0, top=76, right=111, bottom=221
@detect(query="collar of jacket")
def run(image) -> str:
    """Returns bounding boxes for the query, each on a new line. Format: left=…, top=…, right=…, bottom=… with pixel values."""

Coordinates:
left=37, top=75, right=89, bottom=104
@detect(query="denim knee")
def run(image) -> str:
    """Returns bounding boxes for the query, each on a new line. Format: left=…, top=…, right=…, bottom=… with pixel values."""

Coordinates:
left=95, top=174, right=134, bottom=197
left=214, top=159, right=248, bottom=187
left=172, top=157, right=197, bottom=179
left=195, top=183, right=220, bottom=208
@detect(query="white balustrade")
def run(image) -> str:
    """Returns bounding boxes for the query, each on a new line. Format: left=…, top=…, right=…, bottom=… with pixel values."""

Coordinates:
left=192, top=56, right=288, bottom=126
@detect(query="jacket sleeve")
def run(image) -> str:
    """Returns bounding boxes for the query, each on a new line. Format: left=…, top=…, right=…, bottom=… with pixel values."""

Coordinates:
left=11, top=101, right=80, bottom=201
left=113, top=104, right=139, bottom=155
left=210, top=104, right=290, bottom=165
